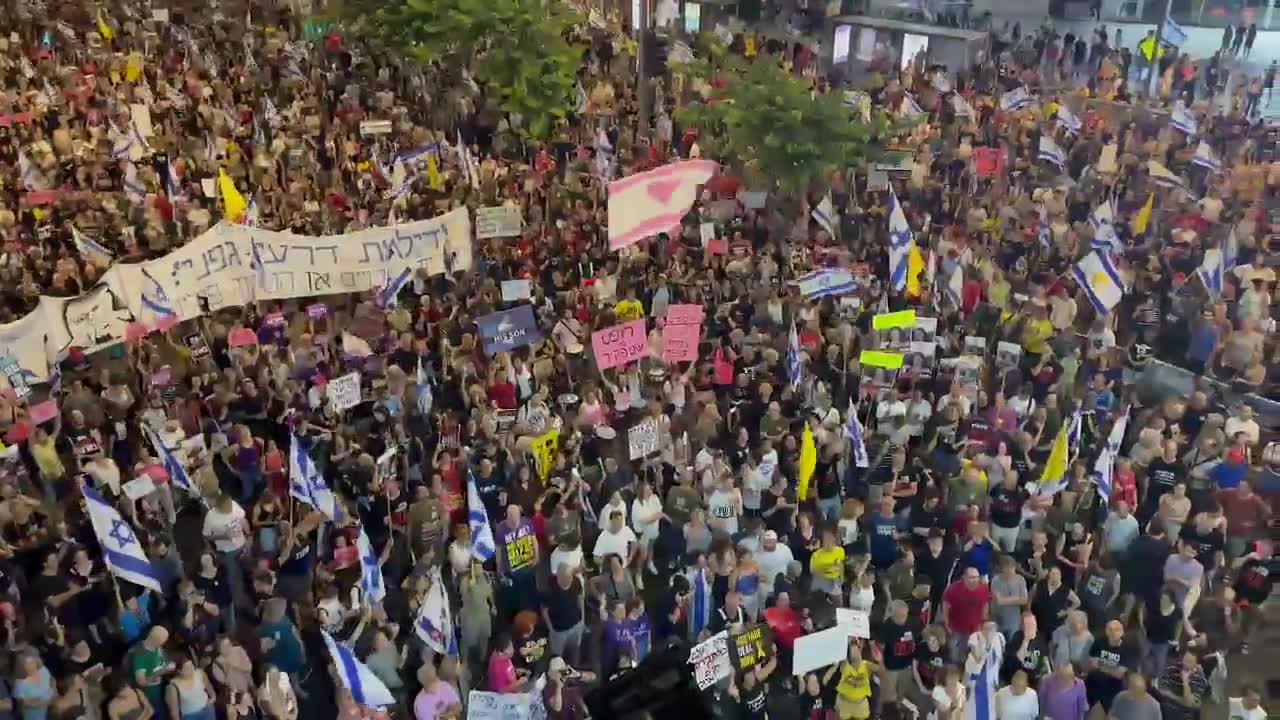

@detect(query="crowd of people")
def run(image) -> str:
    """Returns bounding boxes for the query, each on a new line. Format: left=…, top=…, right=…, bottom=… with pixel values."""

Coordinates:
left=0, top=1, right=1273, bottom=720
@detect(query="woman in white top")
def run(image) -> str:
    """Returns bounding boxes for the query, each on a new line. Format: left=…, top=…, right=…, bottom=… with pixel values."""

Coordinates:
left=706, top=474, right=742, bottom=536
left=630, top=480, right=664, bottom=547
left=598, top=490, right=628, bottom=532
left=740, top=457, right=768, bottom=519
left=931, top=665, right=967, bottom=720
left=994, top=670, right=1039, bottom=720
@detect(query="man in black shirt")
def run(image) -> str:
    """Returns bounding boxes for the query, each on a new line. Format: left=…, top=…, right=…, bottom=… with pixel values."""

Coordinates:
left=876, top=600, right=920, bottom=709
left=473, top=455, right=505, bottom=523
left=916, top=530, right=956, bottom=610
left=541, top=564, right=586, bottom=667
left=1001, top=612, right=1049, bottom=686
left=1086, top=620, right=1137, bottom=713
left=1142, top=441, right=1184, bottom=521
left=1178, top=507, right=1226, bottom=576
left=1119, top=524, right=1171, bottom=614
left=988, top=473, right=1027, bottom=554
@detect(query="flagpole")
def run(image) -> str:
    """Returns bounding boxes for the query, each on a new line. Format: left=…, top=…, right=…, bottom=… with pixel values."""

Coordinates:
left=109, top=573, right=124, bottom=610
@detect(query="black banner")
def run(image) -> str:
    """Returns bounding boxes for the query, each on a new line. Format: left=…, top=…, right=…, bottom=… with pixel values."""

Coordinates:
left=728, top=623, right=775, bottom=672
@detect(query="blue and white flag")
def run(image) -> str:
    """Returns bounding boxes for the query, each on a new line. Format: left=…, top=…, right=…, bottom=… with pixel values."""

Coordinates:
left=595, top=127, right=617, bottom=180
left=415, top=357, right=434, bottom=417
left=845, top=399, right=869, bottom=468
left=1093, top=406, right=1130, bottom=506
left=1197, top=247, right=1225, bottom=297
left=999, top=86, right=1034, bottom=112
left=1038, top=135, right=1065, bottom=168
left=967, top=631, right=1004, bottom=720
left=1191, top=141, right=1221, bottom=173
left=375, top=268, right=413, bottom=310
left=1066, top=409, right=1084, bottom=461
left=812, top=193, right=836, bottom=238
left=1170, top=102, right=1197, bottom=135
left=288, top=434, right=338, bottom=520
left=322, top=631, right=396, bottom=708
left=165, top=161, right=185, bottom=202
left=786, top=322, right=802, bottom=390
left=356, top=527, right=386, bottom=605
left=467, top=469, right=496, bottom=561
left=123, top=162, right=146, bottom=205
left=945, top=264, right=964, bottom=308
left=143, top=426, right=194, bottom=494
left=888, top=186, right=913, bottom=292
left=475, top=305, right=543, bottom=356
left=83, top=486, right=162, bottom=592
left=1073, top=250, right=1126, bottom=314
left=456, top=131, right=480, bottom=191
left=794, top=268, right=856, bottom=300
left=72, top=227, right=114, bottom=264
left=1223, top=227, right=1239, bottom=270
left=1089, top=200, right=1122, bottom=255
left=414, top=568, right=458, bottom=657
left=1056, top=105, right=1083, bottom=134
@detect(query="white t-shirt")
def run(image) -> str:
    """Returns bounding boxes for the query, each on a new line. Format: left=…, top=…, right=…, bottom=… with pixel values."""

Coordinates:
left=592, top=526, right=637, bottom=563
left=1229, top=699, right=1267, bottom=720
left=930, top=684, right=966, bottom=719
left=202, top=502, right=248, bottom=553
left=549, top=546, right=584, bottom=575
left=994, top=687, right=1039, bottom=720
left=755, top=545, right=795, bottom=595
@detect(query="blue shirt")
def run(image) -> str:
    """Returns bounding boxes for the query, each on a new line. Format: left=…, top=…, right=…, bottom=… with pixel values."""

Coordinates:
left=119, top=593, right=154, bottom=645
left=867, top=514, right=898, bottom=567
left=14, top=667, right=51, bottom=720
left=257, top=620, right=305, bottom=674
left=962, top=539, right=994, bottom=577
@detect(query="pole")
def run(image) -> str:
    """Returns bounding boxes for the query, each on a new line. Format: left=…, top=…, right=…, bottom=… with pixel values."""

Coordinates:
left=1148, top=0, right=1173, bottom=97
left=637, top=0, right=652, bottom=140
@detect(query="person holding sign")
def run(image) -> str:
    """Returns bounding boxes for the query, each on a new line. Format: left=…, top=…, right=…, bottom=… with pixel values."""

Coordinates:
left=496, top=506, right=539, bottom=622
left=824, top=639, right=879, bottom=720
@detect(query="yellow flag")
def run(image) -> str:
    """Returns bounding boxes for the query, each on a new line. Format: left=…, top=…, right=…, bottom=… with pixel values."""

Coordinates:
left=1131, top=193, right=1154, bottom=236
left=1037, top=425, right=1070, bottom=492
left=218, top=169, right=247, bottom=223
left=97, top=11, right=114, bottom=41
left=906, top=244, right=926, bottom=297
left=797, top=425, right=817, bottom=501
left=426, top=154, right=443, bottom=191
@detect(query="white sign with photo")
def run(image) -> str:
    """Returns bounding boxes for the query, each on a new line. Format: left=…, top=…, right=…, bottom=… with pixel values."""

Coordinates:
left=835, top=608, right=872, bottom=638
left=996, top=341, right=1023, bottom=368
left=475, top=206, right=524, bottom=239
left=628, top=419, right=660, bottom=460
left=467, top=690, right=547, bottom=720
left=501, top=279, right=532, bottom=302
left=327, top=372, right=362, bottom=411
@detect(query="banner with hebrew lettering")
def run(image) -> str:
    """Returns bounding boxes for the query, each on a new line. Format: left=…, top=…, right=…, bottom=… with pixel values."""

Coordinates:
left=592, top=319, right=649, bottom=370
left=0, top=209, right=473, bottom=392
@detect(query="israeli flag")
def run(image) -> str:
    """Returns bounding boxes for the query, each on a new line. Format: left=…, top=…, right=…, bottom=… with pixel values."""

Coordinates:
left=72, top=227, right=114, bottom=264
left=1073, top=250, right=1126, bottom=314
left=416, top=357, right=433, bottom=417
left=1197, top=247, right=1225, bottom=297
left=414, top=568, right=458, bottom=657
left=322, top=631, right=396, bottom=708
left=456, top=131, right=480, bottom=191
left=1147, top=160, right=1189, bottom=194
left=1093, top=407, right=1130, bottom=506
left=143, top=426, right=194, bottom=494
left=786, top=322, right=802, bottom=390
left=467, top=469, right=496, bottom=561
left=375, top=268, right=413, bottom=310
left=1090, top=200, right=1122, bottom=255
left=288, top=434, right=338, bottom=520
left=1170, top=102, right=1197, bottom=135
left=845, top=400, right=869, bottom=468
left=83, top=486, right=162, bottom=592
left=794, top=268, right=856, bottom=300
left=888, top=186, right=913, bottom=292
left=123, top=162, right=146, bottom=205
left=1191, top=141, right=1222, bottom=173
left=999, top=86, right=1034, bottom=112
left=967, top=631, right=1005, bottom=720
left=356, top=527, right=386, bottom=605
left=1224, top=227, right=1239, bottom=270
left=1056, top=105, right=1082, bottom=134
left=165, top=161, right=185, bottom=202
left=811, top=193, right=836, bottom=238
left=945, top=265, right=964, bottom=308
left=1038, top=135, right=1066, bottom=168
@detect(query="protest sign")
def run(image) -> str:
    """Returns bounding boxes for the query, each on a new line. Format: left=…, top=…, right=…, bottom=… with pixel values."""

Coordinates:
left=184, top=333, right=210, bottom=359
left=264, top=312, right=287, bottom=327
left=0, top=355, right=31, bottom=401
left=627, top=419, right=660, bottom=460
left=530, top=429, right=559, bottom=481
left=665, top=304, right=703, bottom=326
left=307, top=303, right=328, bottom=319
left=689, top=631, right=732, bottom=690
left=860, top=350, right=904, bottom=370
left=327, top=372, right=362, bottom=411
left=500, top=279, right=531, bottom=302
left=662, top=323, right=700, bottom=363
left=359, top=120, right=393, bottom=136
left=996, top=341, right=1023, bottom=368
left=834, top=608, right=872, bottom=638
left=466, top=690, right=547, bottom=720
left=608, top=160, right=718, bottom=250
left=28, top=400, right=58, bottom=425
left=228, top=328, right=258, bottom=348
left=872, top=309, right=916, bottom=331
left=793, top=625, right=859, bottom=676
left=706, top=237, right=728, bottom=256
left=476, top=305, right=542, bottom=356
left=123, top=475, right=157, bottom=501
left=728, top=624, right=776, bottom=673
left=150, top=366, right=173, bottom=387
left=475, top=206, right=524, bottom=239
left=592, top=320, right=649, bottom=370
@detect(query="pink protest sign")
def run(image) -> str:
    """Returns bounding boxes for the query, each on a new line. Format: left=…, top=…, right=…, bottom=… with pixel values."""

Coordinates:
left=228, top=328, right=258, bottom=347
left=307, top=303, right=328, bottom=319
left=29, top=400, right=59, bottom=425
left=665, top=304, right=703, bottom=326
left=663, top=322, right=701, bottom=362
left=592, top=320, right=649, bottom=370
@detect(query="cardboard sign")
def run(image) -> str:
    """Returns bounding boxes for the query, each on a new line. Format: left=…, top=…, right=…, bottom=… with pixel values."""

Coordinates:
left=996, top=341, right=1023, bottom=368
left=662, top=323, right=700, bottom=363
left=359, top=120, right=393, bottom=136
left=184, top=333, right=210, bottom=359
left=689, top=631, right=732, bottom=690
left=465, top=690, right=546, bottom=720
left=123, top=475, right=157, bottom=501
left=728, top=624, right=776, bottom=673
left=592, top=320, right=649, bottom=370
left=872, top=309, right=917, bottom=331
left=28, top=400, right=59, bottom=425
left=665, top=304, right=703, bottom=327
left=792, top=624, right=860, bottom=676
left=327, top=372, right=362, bottom=411
left=501, top=279, right=532, bottom=302
left=307, top=303, right=328, bottom=319
left=475, top=206, right=524, bottom=239
left=860, top=350, right=905, bottom=370
left=529, top=429, right=559, bottom=480
left=228, top=328, right=258, bottom=347
left=627, top=418, right=660, bottom=460
left=834, top=608, right=872, bottom=638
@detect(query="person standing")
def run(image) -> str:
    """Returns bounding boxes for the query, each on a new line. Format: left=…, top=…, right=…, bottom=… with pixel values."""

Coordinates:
left=1108, top=672, right=1162, bottom=720
left=942, top=568, right=991, bottom=662
left=496, top=505, right=540, bottom=619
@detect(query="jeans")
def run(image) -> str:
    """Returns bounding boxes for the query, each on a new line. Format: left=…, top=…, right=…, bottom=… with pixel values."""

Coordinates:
left=182, top=705, right=216, bottom=720
left=1144, top=641, right=1171, bottom=678
left=991, top=524, right=1020, bottom=554
left=219, top=548, right=249, bottom=610
left=549, top=621, right=586, bottom=665
left=238, top=468, right=262, bottom=504
left=816, top=496, right=841, bottom=523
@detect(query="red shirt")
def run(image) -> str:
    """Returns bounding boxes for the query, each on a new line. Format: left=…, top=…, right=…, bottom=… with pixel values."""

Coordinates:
left=943, top=580, right=991, bottom=636
left=486, top=382, right=517, bottom=410
left=1112, top=469, right=1138, bottom=509
left=764, top=606, right=804, bottom=650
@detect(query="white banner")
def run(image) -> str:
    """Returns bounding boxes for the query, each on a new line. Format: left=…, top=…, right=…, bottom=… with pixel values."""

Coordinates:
left=500, top=279, right=531, bottom=302
left=689, top=631, right=732, bottom=690
left=327, top=372, right=362, bottom=411
left=628, top=418, right=660, bottom=460
left=475, top=206, right=523, bottom=239
left=466, top=690, right=547, bottom=720
left=0, top=210, right=472, bottom=392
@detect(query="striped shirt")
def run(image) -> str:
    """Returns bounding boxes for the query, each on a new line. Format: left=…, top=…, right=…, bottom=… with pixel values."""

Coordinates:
left=1157, top=662, right=1208, bottom=720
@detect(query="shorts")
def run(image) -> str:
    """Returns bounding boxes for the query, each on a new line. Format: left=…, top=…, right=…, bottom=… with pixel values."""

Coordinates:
left=880, top=667, right=914, bottom=704
left=836, top=695, right=871, bottom=720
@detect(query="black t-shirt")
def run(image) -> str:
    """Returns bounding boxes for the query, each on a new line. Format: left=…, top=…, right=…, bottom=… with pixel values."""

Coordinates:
left=542, top=581, right=584, bottom=632
left=1088, top=637, right=1135, bottom=693
left=473, top=468, right=505, bottom=522
left=914, top=643, right=945, bottom=689
left=194, top=569, right=233, bottom=606
left=739, top=683, right=769, bottom=720
left=1233, top=558, right=1272, bottom=605
left=1001, top=630, right=1049, bottom=684
left=908, top=506, right=944, bottom=547
left=877, top=620, right=919, bottom=671
left=989, top=485, right=1026, bottom=529
left=761, top=488, right=792, bottom=536
left=1143, top=603, right=1183, bottom=644
left=1144, top=459, right=1184, bottom=504
left=34, top=573, right=71, bottom=613
left=1178, top=524, right=1225, bottom=571
left=514, top=627, right=550, bottom=675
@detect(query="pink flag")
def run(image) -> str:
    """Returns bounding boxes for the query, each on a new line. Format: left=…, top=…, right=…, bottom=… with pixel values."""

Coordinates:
left=608, top=160, right=717, bottom=250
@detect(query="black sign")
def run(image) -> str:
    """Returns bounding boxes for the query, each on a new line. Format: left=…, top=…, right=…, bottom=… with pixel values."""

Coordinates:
left=185, top=333, right=210, bottom=359
left=727, top=623, right=775, bottom=672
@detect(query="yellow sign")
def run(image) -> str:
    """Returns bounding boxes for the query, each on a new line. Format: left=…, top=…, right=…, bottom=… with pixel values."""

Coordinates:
left=872, top=309, right=916, bottom=331
left=860, top=350, right=905, bottom=369
left=530, top=429, right=559, bottom=480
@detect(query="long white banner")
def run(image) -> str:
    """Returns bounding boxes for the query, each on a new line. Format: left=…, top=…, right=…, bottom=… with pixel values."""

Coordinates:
left=0, top=209, right=472, bottom=390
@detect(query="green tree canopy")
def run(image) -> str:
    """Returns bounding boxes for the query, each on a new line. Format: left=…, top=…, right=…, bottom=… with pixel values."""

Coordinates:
left=676, top=55, right=900, bottom=195
left=340, top=0, right=581, bottom=141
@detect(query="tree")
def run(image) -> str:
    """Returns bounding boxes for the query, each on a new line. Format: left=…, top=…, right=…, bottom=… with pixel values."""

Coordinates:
left=340, top=0, right=581, bottom=141
left=676, top=54, right=902, bottom=195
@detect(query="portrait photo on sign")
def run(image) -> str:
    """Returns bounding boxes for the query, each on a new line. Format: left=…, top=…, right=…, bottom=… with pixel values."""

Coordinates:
left=61, top=285, right=135, bottom=350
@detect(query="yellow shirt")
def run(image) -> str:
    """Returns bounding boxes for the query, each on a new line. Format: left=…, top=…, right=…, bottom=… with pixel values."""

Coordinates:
left=1021, top=318, right=1054, bottom=355
left=614, top=299, right=644, bottom=323
left=837, top=660, right=872, bottom=700
left=809, top=546, right=846, bottom=582
left=31, top=438, right=63, bottom=480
